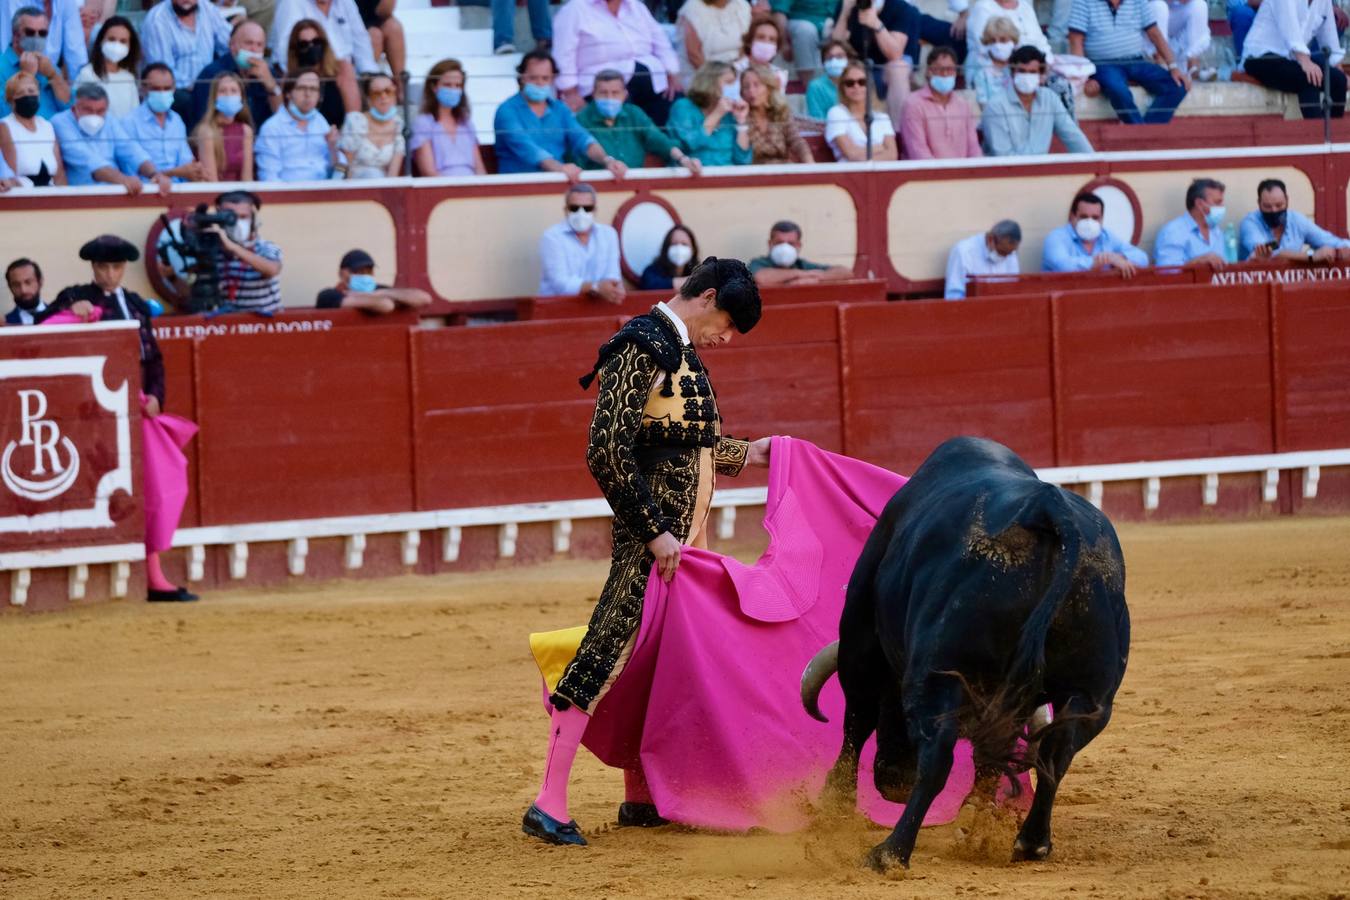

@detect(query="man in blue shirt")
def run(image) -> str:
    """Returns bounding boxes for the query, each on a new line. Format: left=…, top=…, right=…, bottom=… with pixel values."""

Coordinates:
left=53, top=83, right=173, bottom=195
left=982, top=47, right=1094, bottom=157
left=1044, top=191, right=1150, bottom=274
left=1067, top=0, right=1190, bottom=124
left=188, top=19, right=283, bottom=131
left=254, top=70, right=333, bottom=181
left=0, top=0, right=85, bottom=78
left=1155, top=177, right=1228, bottom=267
left=493, top=50, right=628, bottom=179
left=123, top=63, right=205, bottom=183
left=140, top=0, right=232, bottom=116
left=538, top=183, right=624, bottom=301
left=1239, top=177, right=1350, bottom=262
left=0, top=7, right=70, bottom=118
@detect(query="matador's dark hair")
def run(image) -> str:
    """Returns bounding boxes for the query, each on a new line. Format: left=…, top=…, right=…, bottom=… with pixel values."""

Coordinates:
left=679, top=256, right=761, bottom=334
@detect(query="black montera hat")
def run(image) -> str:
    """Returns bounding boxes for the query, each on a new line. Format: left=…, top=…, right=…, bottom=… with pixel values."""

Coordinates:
left=78, top=235, right=140, bottom=263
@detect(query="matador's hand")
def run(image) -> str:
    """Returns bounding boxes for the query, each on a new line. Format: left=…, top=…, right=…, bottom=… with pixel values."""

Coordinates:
left=747, top=436, right=773, bottom=468
left=648, top=532, right=681, bottom=583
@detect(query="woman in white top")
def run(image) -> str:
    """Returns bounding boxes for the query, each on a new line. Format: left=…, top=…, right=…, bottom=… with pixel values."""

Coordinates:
left=825, top=60, right=898, bottom=161
left=336, top=73, right=406, bottom=178
left=73, top=16, right=141, bottom=119
left=965, top=0, right=1051, bottom=79
left=0, top=73, right=65, bottom=185
left=679, top=0, right=754, bottom=69
left=1241, top=0, right=1346, bottom=119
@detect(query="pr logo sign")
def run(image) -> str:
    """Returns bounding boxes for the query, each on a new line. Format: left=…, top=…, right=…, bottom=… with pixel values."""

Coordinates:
left=2, top=389, right=81, bottom=501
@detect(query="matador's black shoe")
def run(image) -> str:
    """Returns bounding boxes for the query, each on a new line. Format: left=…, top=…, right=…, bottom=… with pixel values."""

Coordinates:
left=147, top=586, right=199, bottom=602
left=616, top=802, right=669, bottom=828
left=522, top=804, right=587, bottom=846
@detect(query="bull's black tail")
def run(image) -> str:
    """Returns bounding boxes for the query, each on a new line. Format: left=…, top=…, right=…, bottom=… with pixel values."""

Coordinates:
left=964, top=484, right=1084, bottom=786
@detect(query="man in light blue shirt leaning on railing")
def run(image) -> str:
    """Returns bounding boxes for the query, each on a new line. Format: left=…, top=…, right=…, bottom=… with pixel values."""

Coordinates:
left=1043, top=191, right=1149, bottom=273
left=1154, top=177, right=1228, bottom=267
left=1238, top=177, right=1350, bottom=262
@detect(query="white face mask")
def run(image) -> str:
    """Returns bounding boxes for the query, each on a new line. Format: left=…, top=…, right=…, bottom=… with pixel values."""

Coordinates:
left=750, top=40, right=778, bottom=64
left=1074, top=217, right=1103, bottom=242
left=102, top=40, right=130, bottom=63
left=988, top=41, right=1015, bottom=62
left=1013, top=72, right=1041, bottom=95
left=769, top=242, right=799, bottom=267
left=77, top=114, right=105, bottom=135
left=666, top=243, right=693, bottom=267
left=229, top=218, right=252, bottom=243
left=567, top=209, right=594, bottom=234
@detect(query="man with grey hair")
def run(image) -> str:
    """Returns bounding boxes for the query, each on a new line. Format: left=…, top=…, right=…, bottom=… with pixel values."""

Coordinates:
left=1154, top=177, right=1227, bottom=268
left=538, top=183, right=625, bottom=304
left=52, top=83, right=173, bottom=195
left=0, top=5, right=71, bottom=117
left=0, top=0, right=85, bottom=80
left=944, top=219, right=1022, bottom=299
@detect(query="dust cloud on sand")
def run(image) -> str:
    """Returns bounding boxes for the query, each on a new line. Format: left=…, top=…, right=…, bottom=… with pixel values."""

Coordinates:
left=2, top=517, right=1349, bottom=899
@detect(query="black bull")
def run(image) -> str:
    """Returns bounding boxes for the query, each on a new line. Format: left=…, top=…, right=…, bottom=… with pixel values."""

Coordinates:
left=800, top=437, right=1130, bottom=871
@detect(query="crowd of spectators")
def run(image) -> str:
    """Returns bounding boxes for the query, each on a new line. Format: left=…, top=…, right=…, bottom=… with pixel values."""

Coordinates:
left=1, top=0, right=1347, bottom=190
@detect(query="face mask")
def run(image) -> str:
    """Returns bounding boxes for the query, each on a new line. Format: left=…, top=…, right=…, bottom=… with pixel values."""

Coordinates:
left=929, top=74, right=956, bottom=95
left=721, top=81, right=741, bottom=102
left=215, top=93, right=243, bottom=117
left=769, top=242, right=798, bottom=267
left=77, top=114, right=105, bottom=135
left=566, top=209, right=594, bottom=234
left=436, top=86, right=463, bottom=109
left=522, top=82, right=553, bottom=102
left=19, top=36, right=43, bottom=53
left=1260, top=209, right=1287, bottom=229
left=667, top=243, right=693, bottom=267
left=102, top=40, right=130, bottom=63
left=594, top=97, right=623, bottom=119
left=147, top=90, right=175, bottom=114
left=368, top=104, right=398, bottom=121
left=297, top=41, right=324, bottom=66
left=234, top=48, right=261, bottom=70
left=949, top=0, right=969, bottom=10
left=750, top=40, right=778, bottom=64
left=1074, top=218, right=1103, bottom=242
left=989, top=249, right=1007, bottom=263
left=1013, top=72, right=1041, bottom=95
left=1204, top=205, right=1226, bottom=227
left=228, top=218, right=251, bottom=243
left=988, top=41, right=1015, bottom=62
left=348, top=274, right=377, bottom=293
left=288, top=101, right=319, bottom=121
left=13, top=94, right=39, bottom=118
left=172, top=2, right=197, bottom=17
left=823, top=57, right=847, bottom=79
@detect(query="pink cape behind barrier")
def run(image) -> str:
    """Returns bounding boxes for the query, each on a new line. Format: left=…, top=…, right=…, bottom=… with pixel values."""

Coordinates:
left=141, top=406, right=197, bottom=553
left=572, top=437, right=1007, bottom=833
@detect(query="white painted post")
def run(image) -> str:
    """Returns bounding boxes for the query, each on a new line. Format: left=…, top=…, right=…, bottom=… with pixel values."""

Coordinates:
left=499, top=522, right=519, bottom=558
left=442, top=525, right=462, bottom=563
left=187, top=544, right=206, bottom=582
left=1142, top=477, right=1161, bottom=511
left=1262, top=468, right=1279, bottom=503
left=68, top=563, right=89, bottom=601
left=1087, top=481, right=1104, bottom=509
left=228, top=542, right=248, bottom=580
left=1202, top=473, right=1219, bottom=506
left=552, top=519, right=572, bottom=554
left=10, top=568, right=31, bottom=606
left=111, top=561, right=130, bottom=597
left=344, top=534, right=366, bottom=570
left=287, top=537, right=308, bottom=576
left=401, top=530, right=420, bottom=566
left=718, top=506, right=736, bottom=540
left=1303, top=465, right=1320, bottom=499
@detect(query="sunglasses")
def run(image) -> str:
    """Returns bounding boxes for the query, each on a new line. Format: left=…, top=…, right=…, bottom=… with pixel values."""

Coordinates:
left=20, top=28, right=49, bottom=37
left=566, top=204, right=595, bottom=213
left=369, top=87, right=396, bottom=97
left=841, top=78, right=867, bottom=87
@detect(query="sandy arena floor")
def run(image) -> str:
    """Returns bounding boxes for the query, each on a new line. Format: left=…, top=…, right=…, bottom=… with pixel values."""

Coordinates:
left=2, top=517, right=1349, bottom=899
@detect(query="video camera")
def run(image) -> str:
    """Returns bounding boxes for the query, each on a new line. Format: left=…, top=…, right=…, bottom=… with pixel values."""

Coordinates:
left=157, top=204, right=239, bottom=313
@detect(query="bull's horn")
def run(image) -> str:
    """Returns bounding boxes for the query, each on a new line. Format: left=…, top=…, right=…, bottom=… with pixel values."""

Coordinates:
left=800, top=640, right=840, bottom=723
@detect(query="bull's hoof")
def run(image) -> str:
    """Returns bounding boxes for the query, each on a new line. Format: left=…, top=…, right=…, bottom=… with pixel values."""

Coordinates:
left=864, top=843, right=907, bottom=873
left=1011, top=836, right=1052, bottom=861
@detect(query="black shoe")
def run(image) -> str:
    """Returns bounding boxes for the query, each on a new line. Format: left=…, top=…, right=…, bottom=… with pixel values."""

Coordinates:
left=147, top=586, right=199, bottom=602
left=616, top=802, right=668, bottom=828
left=522, top=804, right=587, bottom=846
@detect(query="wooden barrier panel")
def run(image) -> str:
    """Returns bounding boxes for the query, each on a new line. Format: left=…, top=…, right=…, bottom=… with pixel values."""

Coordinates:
left=840, top=297, right=1057, bottom=474
left=152, top=308, right=420, bottom=341
left=1052, top=284, right=1275, bottom=466
left=1272, top=284, right=1350, bottom=451
left=969, top=267, right=1196, bottom=297
left=193, top=328, right=416, bottom=524
left=517, top=279, right=888, bottom=321
left=413, top=318, right=623, bottom=509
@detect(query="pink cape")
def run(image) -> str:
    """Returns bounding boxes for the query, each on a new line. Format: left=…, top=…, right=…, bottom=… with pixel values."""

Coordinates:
left=571, top=437, right=1020, bottom=833
left=42, top=307, right=104, bottom=324
left=141, top=405, right=197, bottom=553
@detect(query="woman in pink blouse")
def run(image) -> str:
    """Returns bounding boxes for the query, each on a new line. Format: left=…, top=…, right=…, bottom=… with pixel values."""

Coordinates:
left=552, top=0, right=683, bottom=125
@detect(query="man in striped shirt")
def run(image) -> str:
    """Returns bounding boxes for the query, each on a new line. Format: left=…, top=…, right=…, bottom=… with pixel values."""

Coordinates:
left=141, top=0, right=232, bottom=116
left=211, top=190, right=284, bottom=314
left=1068, top=0, right=1191, bottom=123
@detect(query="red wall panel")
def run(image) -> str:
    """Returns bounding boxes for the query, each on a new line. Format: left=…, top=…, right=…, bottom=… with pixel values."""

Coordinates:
left=413, top=318, right=623, bottom=508
left=194, top=328, right=415, bottom=523
left=1273, top=284, right=1350, bottom=451
left=1052, top=284, right=1275, bottom=466
left=841, top=297, right=1056, bottom=474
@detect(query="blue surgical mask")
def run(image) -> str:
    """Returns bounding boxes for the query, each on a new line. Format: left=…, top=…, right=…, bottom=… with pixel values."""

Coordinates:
left=929, top=74, right=956, bottom=95
left=522, top=82, right=553, bottom=103
left=1205, top=204, right=1226, bottom=226
left=594, top=97, right=623, bottom=119
left=288, top=101, right=320, bottom=122
left=215, top=94, right=243, bottom=117
left=19, top=36, right=43, bottom=54
left=146, top=90, right=175, bottom=114
left=368, top=104, right=398, bottom=121
left=234, top=49, right=261, bottom=70
left=823, top=57, right=847, bottom=79
left=348, top=274, right=377, bottom=293
left=436, top=86, right=463, bottom=109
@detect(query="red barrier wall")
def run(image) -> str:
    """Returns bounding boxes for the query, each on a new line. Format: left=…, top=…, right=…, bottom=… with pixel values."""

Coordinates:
left=1051, top=284, right=1276, bottom=466
left=1273, top=284, right=1350, bottom=452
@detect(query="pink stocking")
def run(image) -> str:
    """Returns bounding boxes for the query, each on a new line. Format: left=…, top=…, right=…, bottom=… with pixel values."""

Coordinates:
left=145, top=551, right=176, bottom=592
left=534, top=705, right=588, bottom=822
left=624, top=767, right=654, bottom=805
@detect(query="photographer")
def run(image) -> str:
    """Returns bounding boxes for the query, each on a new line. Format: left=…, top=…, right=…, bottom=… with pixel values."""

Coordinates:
left=210, top=189, right=282, bottom=313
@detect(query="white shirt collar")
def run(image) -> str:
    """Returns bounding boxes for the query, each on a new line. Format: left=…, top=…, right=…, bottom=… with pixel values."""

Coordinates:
left=655, top=301, right=690, bottom=345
